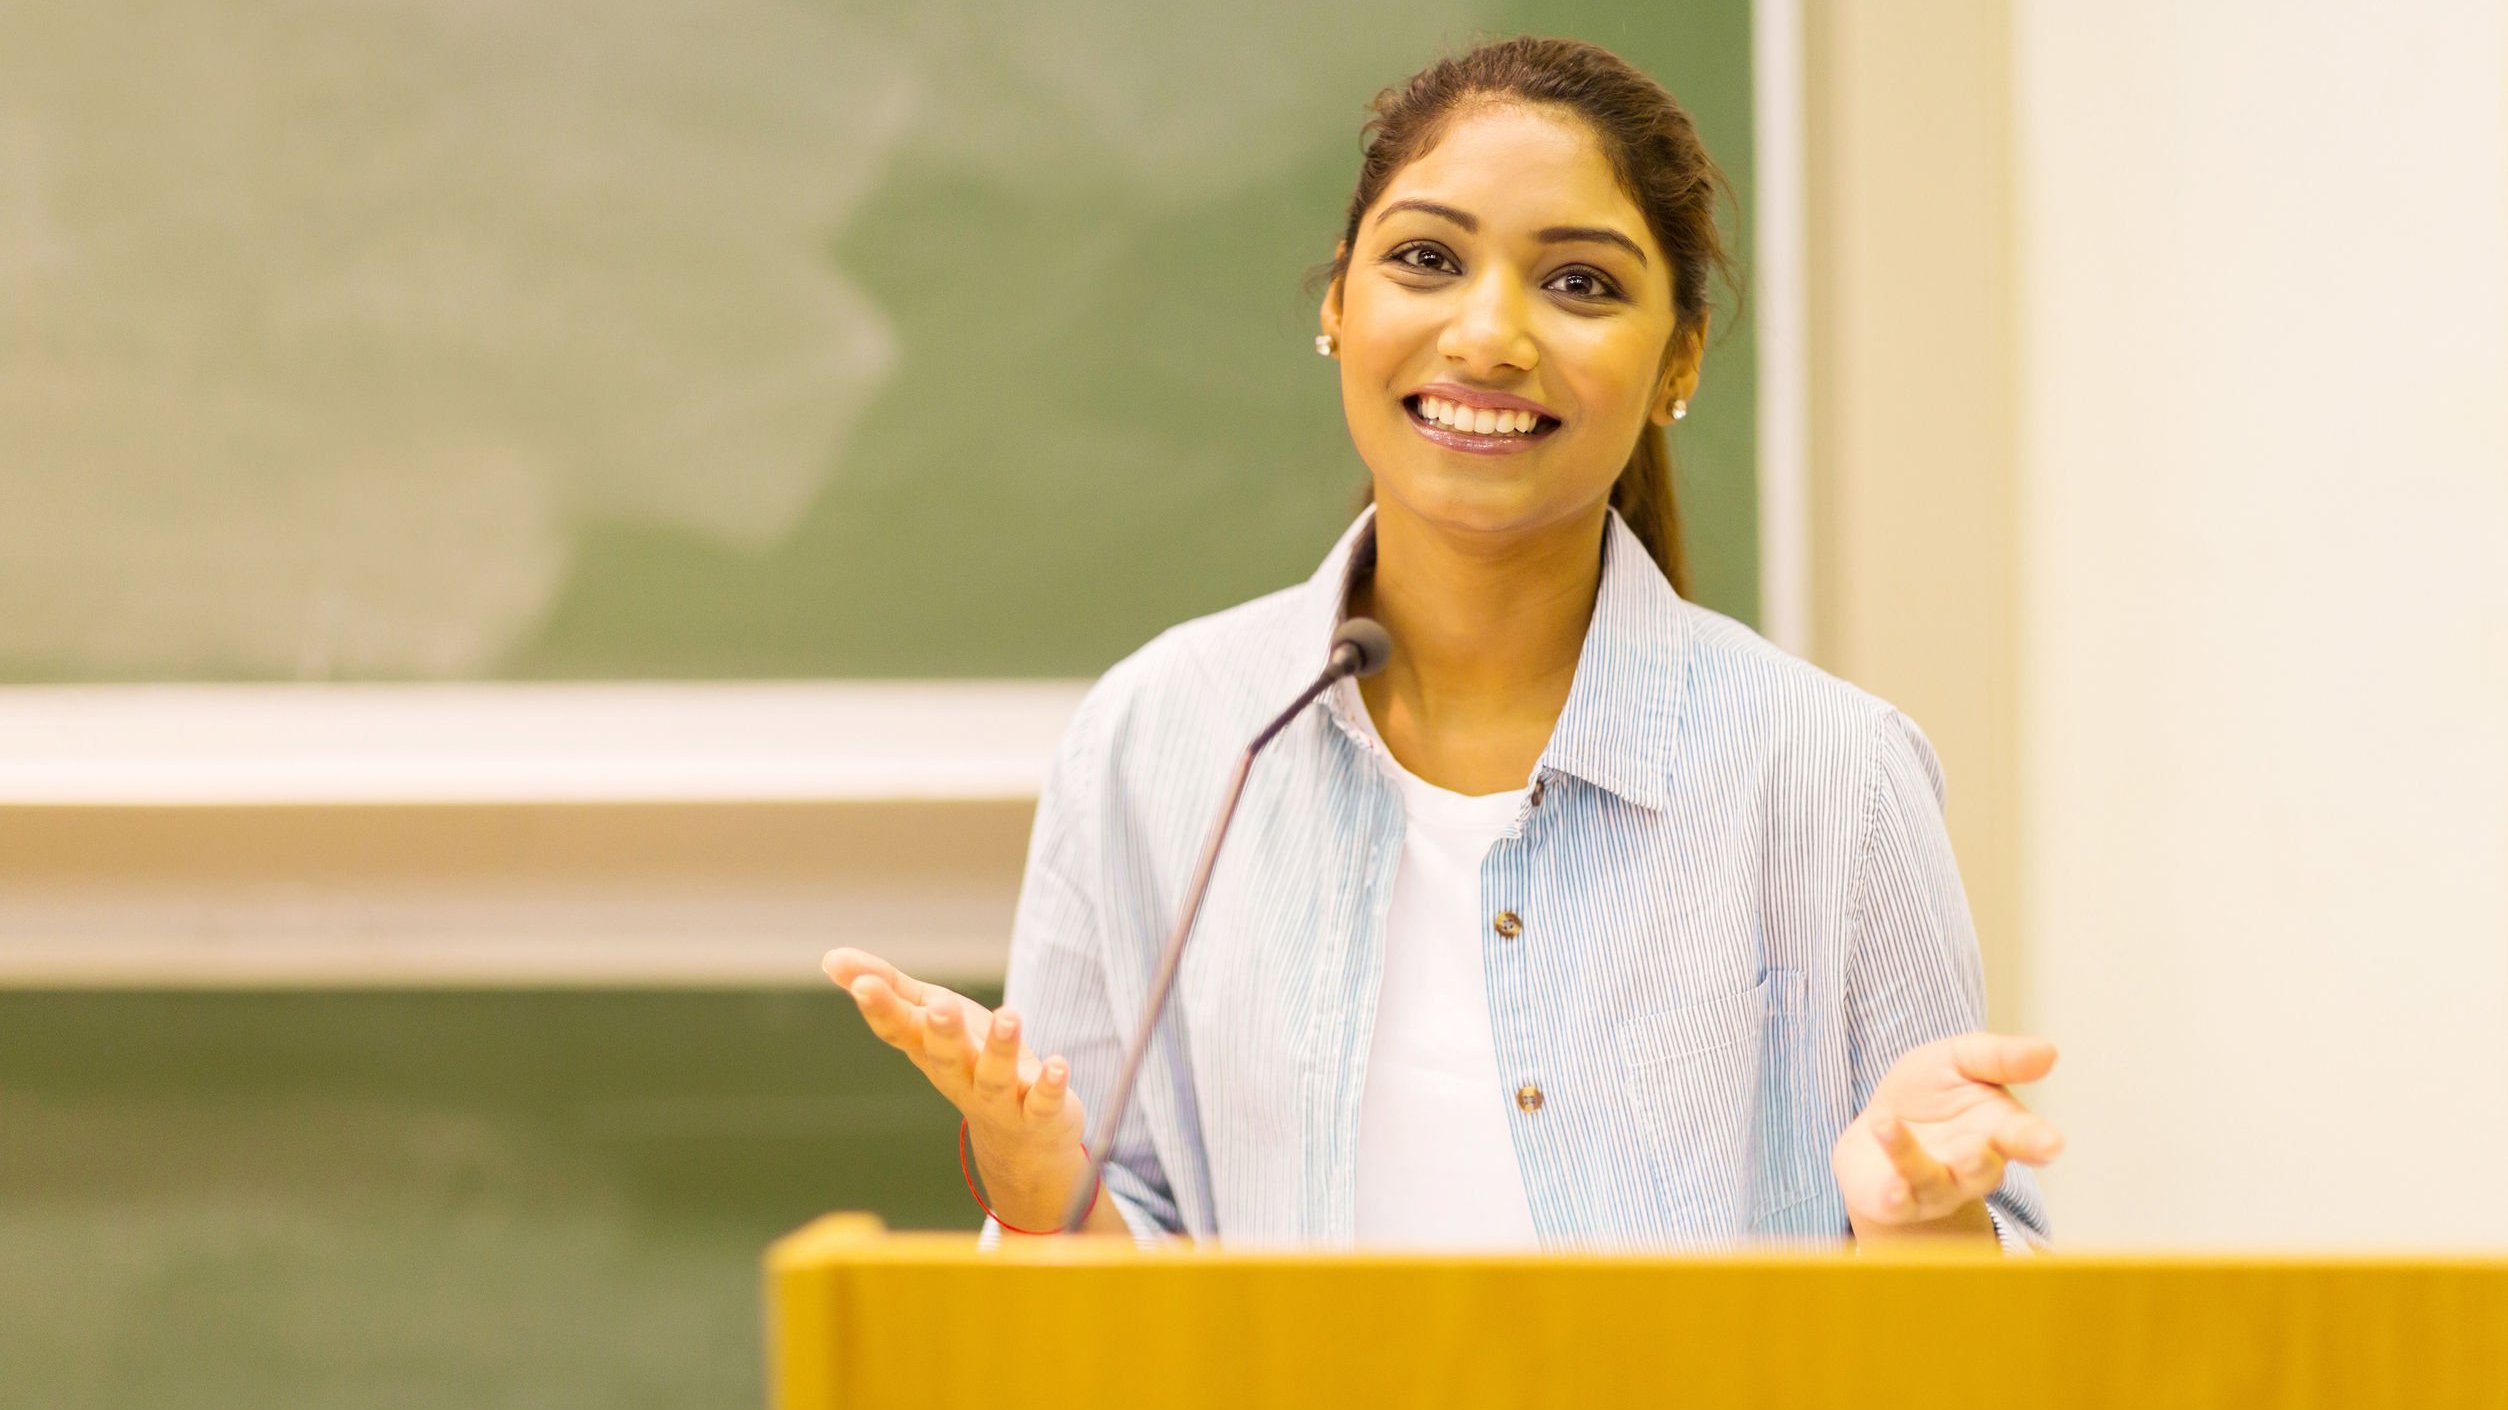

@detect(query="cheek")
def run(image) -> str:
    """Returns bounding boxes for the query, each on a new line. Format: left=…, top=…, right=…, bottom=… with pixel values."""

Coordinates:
left=1338, top=291, right=1437, bottom=381
left=1333, top=309, right=1434, bottom=448
left=1550, top=322, right=1665, bottom=427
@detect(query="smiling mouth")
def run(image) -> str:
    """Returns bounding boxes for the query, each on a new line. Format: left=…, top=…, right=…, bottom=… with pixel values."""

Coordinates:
left=1402, top=395, right=1562, bottom=451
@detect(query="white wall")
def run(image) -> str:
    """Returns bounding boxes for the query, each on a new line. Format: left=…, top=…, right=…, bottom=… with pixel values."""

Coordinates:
left=2014, top=0, right=2508, bottom=1248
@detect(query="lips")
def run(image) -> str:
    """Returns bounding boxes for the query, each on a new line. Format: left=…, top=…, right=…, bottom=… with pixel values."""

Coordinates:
left=1400, top=394, right=1562, bottom=455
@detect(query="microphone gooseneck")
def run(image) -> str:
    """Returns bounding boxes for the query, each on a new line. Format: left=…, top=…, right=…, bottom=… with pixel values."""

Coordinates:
left=1059, top=617, right=1392, bottom=1231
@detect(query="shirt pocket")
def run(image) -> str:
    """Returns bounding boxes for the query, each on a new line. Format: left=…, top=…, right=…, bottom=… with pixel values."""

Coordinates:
left=1616, top=969, right=1813, bottom=1235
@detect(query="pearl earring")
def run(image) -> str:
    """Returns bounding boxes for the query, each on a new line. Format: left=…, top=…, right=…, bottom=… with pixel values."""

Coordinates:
left=1315, top=334, right=1336, bottom=357
left=1672, top=399, right=1688, bottom=421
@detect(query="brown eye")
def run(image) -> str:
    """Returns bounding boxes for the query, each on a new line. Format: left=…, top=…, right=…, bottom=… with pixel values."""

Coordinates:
left=1547, top=268, right=1622, bottom=301
left=1389, top=243, right=1457, bottom=274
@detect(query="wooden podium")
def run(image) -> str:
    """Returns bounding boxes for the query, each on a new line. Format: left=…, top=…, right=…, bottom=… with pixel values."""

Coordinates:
left=765, top=1214, right=2507, bottom=1409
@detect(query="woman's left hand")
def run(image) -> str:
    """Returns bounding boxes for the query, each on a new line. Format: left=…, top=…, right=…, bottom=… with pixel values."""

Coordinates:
left=1832, top=1032, right=2065, bottom=1234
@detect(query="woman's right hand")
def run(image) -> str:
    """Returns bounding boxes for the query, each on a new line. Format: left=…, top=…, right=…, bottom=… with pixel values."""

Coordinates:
left=822, top=947, right=1101, bottom=1233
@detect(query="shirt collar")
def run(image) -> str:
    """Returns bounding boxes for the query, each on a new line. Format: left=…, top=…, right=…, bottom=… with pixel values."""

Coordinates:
left=1303, top=504, right=1691, bottom=811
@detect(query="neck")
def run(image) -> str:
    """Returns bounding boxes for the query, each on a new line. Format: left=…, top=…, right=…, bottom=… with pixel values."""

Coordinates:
left=1350, top=496, right=1605, bottom=789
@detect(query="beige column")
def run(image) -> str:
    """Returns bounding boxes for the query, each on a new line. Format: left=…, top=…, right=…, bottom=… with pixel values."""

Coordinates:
left=1802, top=0, right=2026, bottom=1028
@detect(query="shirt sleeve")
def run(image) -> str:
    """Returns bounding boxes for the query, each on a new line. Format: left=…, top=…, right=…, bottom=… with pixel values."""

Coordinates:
left=975, top=682, right=1183, bottom=1249
left=1842, top=707, right=2053, bottom=1253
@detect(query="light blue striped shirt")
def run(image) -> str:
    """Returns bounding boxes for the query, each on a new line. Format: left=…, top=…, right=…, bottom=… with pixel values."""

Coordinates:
left=998, top=507, right=2049, bottom=1252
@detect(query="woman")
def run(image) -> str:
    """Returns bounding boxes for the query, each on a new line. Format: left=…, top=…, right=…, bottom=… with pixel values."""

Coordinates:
left=826, top=36, right=2063, bottom=1250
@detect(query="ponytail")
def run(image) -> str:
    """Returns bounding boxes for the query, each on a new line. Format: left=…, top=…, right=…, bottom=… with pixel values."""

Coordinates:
left=1611, top=422, right=1690, bottom=599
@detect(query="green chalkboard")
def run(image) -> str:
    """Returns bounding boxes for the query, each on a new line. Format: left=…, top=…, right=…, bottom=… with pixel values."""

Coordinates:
left=0, top=2, right=1754, bottom=682
left=0, top=989, right=987, bottom=1410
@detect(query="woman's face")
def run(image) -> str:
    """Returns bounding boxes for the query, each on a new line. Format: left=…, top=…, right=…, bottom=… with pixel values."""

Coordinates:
left=1323, top=104, right=1699, bottom=546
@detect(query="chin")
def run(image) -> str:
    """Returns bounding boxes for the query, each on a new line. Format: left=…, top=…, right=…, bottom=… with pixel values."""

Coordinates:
left=1352, top=411, right=1618, bottom=534
left=1374, top=464, right=1595, bottom=542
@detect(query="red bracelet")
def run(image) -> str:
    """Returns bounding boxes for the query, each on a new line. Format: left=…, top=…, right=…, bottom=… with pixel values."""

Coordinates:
left=959, top=1116, right=1102, bottom=1236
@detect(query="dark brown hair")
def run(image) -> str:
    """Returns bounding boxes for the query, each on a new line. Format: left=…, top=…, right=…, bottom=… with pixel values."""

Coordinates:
left=1324, top=36, right=1741, bottom=597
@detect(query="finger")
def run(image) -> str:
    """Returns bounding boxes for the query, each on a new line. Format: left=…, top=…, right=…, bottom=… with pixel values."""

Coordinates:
left=1024, top=1055, right=1070, bottom=1121
left=1989, top=1109, right=2067, bottom=1165
left=917, top=992, right=979, bottom=1087
left=842, top=973, right=918, bottom=1047
left=1944, top=1136, right=2008, bottom=1200
left=1949, top=1032, right=2058, bottom=1087
left=971, top=1005, right=1024, bottom=1101
left=821, top=947, right=932, bottom=1005
left=1871, top=1112, right=1957, bottom=1214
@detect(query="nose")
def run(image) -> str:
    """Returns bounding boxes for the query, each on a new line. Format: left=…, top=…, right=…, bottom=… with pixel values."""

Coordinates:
left=1435, top=269, right=1538, bottom=377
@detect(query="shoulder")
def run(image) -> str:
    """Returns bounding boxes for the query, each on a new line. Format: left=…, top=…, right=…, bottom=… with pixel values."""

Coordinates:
left=1671, top=598, right=1944, bottom=812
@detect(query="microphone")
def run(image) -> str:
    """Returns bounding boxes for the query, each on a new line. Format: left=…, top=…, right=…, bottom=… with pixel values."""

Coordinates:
left=1061, top=617, right=1393, bottom=1231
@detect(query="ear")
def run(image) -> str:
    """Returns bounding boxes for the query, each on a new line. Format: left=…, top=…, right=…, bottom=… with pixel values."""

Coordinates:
left=1648, top=316, right=1709, bottom=426
left=1319, top=241, right=1348, bottom=345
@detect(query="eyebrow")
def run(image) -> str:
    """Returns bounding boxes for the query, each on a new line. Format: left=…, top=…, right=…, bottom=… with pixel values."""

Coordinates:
left=1374, top=199, right=1649, bottom=268
left=1537, top=224, right=1649, bottom=268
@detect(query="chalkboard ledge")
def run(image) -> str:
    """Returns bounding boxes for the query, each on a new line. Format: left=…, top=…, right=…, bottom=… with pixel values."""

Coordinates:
left=0, top=683, right=1090, bottom=807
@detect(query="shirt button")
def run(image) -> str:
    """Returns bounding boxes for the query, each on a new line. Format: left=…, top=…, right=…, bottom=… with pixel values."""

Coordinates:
left=1493, top=910, right=1523, bottom=939
left=1516, top=1083, right=1545, bottom=1113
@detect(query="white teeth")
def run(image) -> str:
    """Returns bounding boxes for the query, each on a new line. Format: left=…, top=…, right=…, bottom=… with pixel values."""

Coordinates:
left=1415, top=397, right=1547, bottom=435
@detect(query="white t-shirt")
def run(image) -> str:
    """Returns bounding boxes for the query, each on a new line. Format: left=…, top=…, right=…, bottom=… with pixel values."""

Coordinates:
left=1341, top=680, right=1543, bottom=1250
